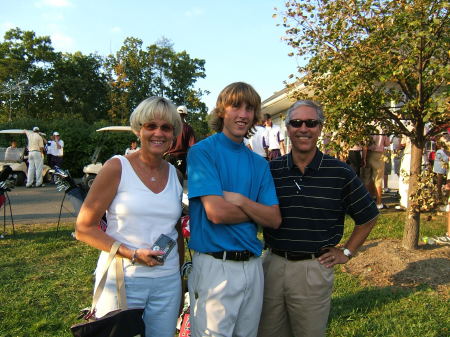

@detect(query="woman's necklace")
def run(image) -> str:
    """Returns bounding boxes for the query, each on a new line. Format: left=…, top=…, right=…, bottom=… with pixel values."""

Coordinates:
left=148, top=161, right=164, bottom=182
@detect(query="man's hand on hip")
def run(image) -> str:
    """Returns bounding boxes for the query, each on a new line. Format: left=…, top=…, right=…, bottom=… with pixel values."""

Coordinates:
left=318, top=247, right=350, bottom=268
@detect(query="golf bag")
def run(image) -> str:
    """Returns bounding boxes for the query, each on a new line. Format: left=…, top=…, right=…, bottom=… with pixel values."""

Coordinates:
left=0, top=165, right=15, bottom=208
left=53, top=167, right=107, bottom=231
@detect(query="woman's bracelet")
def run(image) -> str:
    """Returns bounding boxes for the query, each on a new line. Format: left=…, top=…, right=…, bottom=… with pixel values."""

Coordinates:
left=131, top=249, right=137, bottom=265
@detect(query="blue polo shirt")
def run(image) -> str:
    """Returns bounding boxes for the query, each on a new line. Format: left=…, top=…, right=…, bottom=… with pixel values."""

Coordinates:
left=187, top=132, right=279, bottom=256
left=265, top=149, right=378, bottom=253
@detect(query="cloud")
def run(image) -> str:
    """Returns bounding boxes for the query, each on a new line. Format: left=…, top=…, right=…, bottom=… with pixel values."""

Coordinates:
left=51, top=31, right=74, bottom=51
left=35, top=0, right=73, bottom=8
left=184, top=7, right=205, bottom=17
left=111, top=26, right=122, bottom=33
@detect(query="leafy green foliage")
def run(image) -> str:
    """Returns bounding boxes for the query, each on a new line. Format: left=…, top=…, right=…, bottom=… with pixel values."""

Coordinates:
left=51, top=52, right=110, bottom=123
left=278, top=0, right=449, bottom=248
left=105, top=37, right=209, bottom=139
left=280, top=0, right=448, bottom=145
left=0, top=29, right=210, bottom=140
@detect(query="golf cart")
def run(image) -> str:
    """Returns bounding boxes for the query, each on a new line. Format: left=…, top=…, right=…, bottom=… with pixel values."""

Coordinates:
left=82, top=126, right=134, bottom=189
left=0, top=129, right=51, bottom=186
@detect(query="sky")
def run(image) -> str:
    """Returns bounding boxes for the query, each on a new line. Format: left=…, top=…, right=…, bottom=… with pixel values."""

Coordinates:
left=1, top=0, right=302, bottom=112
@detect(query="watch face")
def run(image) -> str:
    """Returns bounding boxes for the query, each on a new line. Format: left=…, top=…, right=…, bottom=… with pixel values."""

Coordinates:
left=343, top=248, right=352, bottom=257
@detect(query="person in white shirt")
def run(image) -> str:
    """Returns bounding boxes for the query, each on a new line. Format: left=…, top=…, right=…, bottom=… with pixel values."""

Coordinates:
left=24, top=126, right=45, bottom=187
left=5, top=140, right=19, bottom=161
left=247, top=121, right=267, bottom=159
left=49, top=131, right=64, bottom=168
left=263, top=113, right=286, bottom=160
left=125, top=140, right=140, bottom=155
left=433, top=137, right=449, bottom=201
left=76, top=96, right=185, bottom=337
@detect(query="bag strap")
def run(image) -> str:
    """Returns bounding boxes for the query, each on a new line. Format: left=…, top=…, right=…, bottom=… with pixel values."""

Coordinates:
left=115, top=256, right=127, bottom=309
left=90, top=241, right=123, bottom=313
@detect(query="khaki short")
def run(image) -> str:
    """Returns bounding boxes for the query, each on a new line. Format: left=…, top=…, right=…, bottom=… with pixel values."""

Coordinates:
left=362, top=151, right=385, bottom=188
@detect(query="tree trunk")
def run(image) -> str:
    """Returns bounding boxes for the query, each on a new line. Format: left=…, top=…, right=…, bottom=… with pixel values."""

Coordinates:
left=402, top=143, right=423, bottom=250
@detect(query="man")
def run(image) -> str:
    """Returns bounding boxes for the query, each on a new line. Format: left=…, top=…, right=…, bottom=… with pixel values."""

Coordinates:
left=46, top=134, right=54, bottom=168
left=24, top=126, right=45, bottom=188
left=263, top=113, right=286, bottom=160
left=346, top=144, right=362, bottom=176
left=362, top=133, right=391, bottom=209
left=383, top=137, right=393, bottom=193
left=48, top=131, right=64, bottom=168
left=187, top=82, right=282, bottom=337
left=165, top=105, right=196, bottom=177
left=258, top=100, right=378, bottom=337
left=247, top=121, right=267, bottom=159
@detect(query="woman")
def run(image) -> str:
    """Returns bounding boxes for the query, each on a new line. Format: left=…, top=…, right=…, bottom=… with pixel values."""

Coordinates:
left=76, top=96, right=184, bottom=337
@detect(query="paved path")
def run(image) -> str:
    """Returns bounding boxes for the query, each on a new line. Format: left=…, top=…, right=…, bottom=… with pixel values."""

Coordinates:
left=2, top=184, right=77, bottom=226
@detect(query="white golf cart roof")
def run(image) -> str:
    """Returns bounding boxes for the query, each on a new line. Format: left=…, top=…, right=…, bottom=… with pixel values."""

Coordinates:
left=96, top=126, right=132, bottom=132
left=0, top=129, right=46, bottom=136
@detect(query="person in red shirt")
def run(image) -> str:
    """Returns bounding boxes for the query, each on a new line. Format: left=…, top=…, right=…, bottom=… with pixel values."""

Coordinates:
left=165, top=105, right=196, bottom=178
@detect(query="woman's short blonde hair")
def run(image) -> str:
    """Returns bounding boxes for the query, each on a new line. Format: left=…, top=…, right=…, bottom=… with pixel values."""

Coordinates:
left=130, top=96, right=182, bottom=137
left=209, top=82, right=261, bottom=137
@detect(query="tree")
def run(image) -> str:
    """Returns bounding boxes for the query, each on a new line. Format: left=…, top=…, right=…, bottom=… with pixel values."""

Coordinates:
left=0, top=28, right=58, bottom=121
left=105, top=37, right=209, bottom=138
left=0, top=29, right=110, bottom=122
left=0, top=28, right=210, bottom=139
left=51, top=52, right=110, bottom=122
left=278, top=0, right=449, bottom=249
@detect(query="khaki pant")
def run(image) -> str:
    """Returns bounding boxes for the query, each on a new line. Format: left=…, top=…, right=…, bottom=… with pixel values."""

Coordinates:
left=257, top=252, right=334, bottom=337
left=189, top=252, right=264, bottom=337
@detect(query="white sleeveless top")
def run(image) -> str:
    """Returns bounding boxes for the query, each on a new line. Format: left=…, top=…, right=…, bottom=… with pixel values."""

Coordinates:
left=95, top=155, right=183, bottom=278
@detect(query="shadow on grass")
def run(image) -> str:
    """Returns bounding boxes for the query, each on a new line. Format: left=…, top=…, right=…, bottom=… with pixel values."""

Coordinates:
left=391, top=258, right=450, bottom=289
left=330, top=284, right=419, bottom=322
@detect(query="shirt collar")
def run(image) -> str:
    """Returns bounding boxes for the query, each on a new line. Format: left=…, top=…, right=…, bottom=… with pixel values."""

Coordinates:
left=286, top=147, right=324, bottom=172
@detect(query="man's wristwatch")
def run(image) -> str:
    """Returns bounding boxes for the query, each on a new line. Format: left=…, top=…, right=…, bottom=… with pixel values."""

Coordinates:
left=341, top=248, right=353, bottom=259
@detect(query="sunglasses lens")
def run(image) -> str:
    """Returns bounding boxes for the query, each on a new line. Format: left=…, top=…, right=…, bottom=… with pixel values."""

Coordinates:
left=144, top=123, right=157, bottom=130
left=143, top=123, right=173, bottom=132
left=289, top=119, right=320, bottom=128
left=289, top=120, right=302, bottom=128
left=305, top=120, right=319, bottom=128
left=160, top=124, right=173, bottom=132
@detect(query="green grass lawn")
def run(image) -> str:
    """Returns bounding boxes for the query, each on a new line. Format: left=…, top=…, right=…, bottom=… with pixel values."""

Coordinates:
left=0, top=212, right=448, bottom=337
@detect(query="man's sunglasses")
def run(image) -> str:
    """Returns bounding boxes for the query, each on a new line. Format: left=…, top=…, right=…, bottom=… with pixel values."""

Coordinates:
left=141, top=122, right=174, bottom=132
left=288, top=119, right=321, bottom=128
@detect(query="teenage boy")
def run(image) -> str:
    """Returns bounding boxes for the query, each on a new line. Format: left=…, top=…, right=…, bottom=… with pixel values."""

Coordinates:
left=187, top=82, right=281, bottom=337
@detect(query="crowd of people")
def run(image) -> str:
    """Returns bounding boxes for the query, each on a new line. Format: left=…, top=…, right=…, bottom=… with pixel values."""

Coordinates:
left=14, top=81, right=439, bottom=336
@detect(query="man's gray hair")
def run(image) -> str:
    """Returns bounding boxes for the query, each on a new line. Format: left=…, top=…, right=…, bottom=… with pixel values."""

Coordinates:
left=285, top=100, right=324, bottom=126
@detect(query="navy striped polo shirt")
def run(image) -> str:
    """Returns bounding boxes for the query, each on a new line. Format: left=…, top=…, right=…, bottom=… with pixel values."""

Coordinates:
left=264, top=149, right=379, bottom=253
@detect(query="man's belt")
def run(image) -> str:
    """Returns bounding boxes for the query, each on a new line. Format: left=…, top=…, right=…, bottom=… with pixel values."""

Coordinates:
left=271, top=248, right=327, bottom=261
left=206, top=250, right=254, bottom=261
